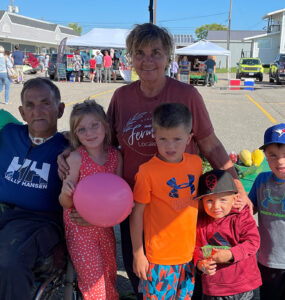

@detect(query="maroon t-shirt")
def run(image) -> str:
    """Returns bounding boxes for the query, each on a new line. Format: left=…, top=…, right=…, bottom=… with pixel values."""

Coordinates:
left=107, top=76, right=214, bottom=188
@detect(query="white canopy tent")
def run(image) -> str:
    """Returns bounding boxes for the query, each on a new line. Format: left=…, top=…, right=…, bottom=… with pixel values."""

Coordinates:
left=66, top=28, right=130, bottom=49
left=175, top=40, right=231, bottom=85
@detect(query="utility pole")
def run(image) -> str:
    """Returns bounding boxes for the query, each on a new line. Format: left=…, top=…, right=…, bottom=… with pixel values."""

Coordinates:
left=154, top=0, right=157, bottom=25
left=149, top=0, right=153, bottom=23
left=226, top=0, right=232, bottom=69
left=149, top=0, right=157, bottom=24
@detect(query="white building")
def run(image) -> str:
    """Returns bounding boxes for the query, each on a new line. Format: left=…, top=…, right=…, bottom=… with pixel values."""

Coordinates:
left=207, top=30, right=265, bottom=68
left=244, top=8, right=285, bottom=64
left=0, top=10, right=79, bottom=54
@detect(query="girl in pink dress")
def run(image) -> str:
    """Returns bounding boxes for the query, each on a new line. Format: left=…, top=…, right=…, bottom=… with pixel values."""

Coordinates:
left=59, top=100, right=122, bottom=300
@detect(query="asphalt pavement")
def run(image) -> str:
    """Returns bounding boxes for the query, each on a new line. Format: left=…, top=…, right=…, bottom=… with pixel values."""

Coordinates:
left=2, top=72, right=285, bottom=298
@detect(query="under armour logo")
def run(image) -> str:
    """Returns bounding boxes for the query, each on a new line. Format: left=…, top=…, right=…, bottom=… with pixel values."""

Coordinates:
left=167, top=175, right=195, bottom=198
left=262, top=189, right=285, bottom=211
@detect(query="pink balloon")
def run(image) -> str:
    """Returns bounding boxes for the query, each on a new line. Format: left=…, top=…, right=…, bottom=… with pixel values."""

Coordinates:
left=73, top=173, right=133, bottom=227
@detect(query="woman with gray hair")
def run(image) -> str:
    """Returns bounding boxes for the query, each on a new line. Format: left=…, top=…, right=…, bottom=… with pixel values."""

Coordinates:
left=0, top=46, right=12, bottom=104
left=106, top=23, right=248, bottom=299
left=58, top=22, right=249, bottom=300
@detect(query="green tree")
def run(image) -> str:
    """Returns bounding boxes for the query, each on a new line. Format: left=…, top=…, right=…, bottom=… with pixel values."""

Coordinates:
left=195, top=23, right=227, bottom=40
left=68, top=22, right=82, bottom=35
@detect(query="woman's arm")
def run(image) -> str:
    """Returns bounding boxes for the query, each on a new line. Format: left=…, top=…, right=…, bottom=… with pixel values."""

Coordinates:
left=197, top=132, right=250, bottom=210
left=59, top=151, right=81, bottom=208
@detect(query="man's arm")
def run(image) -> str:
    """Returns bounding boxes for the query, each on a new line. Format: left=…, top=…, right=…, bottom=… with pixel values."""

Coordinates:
left=197, top=132, right=250, bottom=209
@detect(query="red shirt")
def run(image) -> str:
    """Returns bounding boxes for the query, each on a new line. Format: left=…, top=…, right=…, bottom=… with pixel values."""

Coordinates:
left=107, top=76, right=214, bottom=188
left=89, top=58, right=96, bottom=68
left=104, top=55, right=112, bottom=68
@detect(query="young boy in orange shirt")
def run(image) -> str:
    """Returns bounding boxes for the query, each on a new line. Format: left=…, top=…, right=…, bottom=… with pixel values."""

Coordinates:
left=130, top=102, right=203, bottom=299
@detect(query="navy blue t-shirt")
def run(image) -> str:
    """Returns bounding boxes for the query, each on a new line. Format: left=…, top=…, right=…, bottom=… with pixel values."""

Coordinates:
left=0, top=124, right=68, bottom=212
left=12, top=50, right=24, bottom=65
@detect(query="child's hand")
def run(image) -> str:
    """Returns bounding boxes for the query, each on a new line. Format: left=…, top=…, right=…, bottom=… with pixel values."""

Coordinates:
left=70, top=209, right=92, bottom=227
left=212, top=249, right=233, bottom=264
left=197, top=259, right=217, bottom=276
left=62, top=180, right=75, bottom=197
left=133, top=253, right=149, bottom=281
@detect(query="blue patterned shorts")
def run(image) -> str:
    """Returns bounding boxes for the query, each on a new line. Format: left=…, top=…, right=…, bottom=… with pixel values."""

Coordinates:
left=138, top=261, right=195, bottom=299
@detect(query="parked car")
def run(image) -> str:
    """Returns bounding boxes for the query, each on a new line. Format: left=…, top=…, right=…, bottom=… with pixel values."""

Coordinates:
left=236, top=58, right=264, bottom=82
left=269, top=53, right=285, bottom=85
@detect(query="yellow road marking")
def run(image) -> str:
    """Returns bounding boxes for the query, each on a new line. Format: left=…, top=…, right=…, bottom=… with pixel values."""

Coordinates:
left=65, top=89, right=116, bottom=107
left=245, top=94, right=277, bottom=124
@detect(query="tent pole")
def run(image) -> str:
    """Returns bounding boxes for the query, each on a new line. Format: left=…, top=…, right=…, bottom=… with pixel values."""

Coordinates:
left=227, top=54, right=231, bottom=89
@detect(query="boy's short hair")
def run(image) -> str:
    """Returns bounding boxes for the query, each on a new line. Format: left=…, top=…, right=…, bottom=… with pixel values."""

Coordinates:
left=152, top=102, right=192, bottom=132
left=197, top=170, right=237, bottom=199
left=260, top=123, right=285, bottom=150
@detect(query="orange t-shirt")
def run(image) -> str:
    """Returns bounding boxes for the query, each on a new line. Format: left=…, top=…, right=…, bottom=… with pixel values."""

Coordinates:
left=133, top=153, right=202, bottom=265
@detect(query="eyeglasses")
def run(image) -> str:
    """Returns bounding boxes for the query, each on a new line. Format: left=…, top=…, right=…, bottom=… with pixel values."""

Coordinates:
left=76, top=122, right=100, bottom=136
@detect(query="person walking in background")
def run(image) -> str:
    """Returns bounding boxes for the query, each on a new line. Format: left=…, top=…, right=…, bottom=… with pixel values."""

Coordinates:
left=44, top=54, right=49, bottom=77
left=103, top=50, right=112, bottom=83
left=12, top=45, right=25, bottom=84
left=130, top=103, right=202, bottom=299
left=72, top=50, right=82, bottom=83
left=59, top=100, right=122, bottom=299
left=179, top=56, right=191, bottom=84
left=170, top=56, right=179, bottom=79
left=95, top=51, right=103, bottom=83
left=38, top=53, right=45, bottom=73
left=89, top=55, right=96, bottom=83
left=204, top=55, right=216, bottom=87
left=0, top=46, right=12, bottom=104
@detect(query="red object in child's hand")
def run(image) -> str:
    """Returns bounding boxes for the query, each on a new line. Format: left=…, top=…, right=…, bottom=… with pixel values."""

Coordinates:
left=229, top=151, right=238, bottom=163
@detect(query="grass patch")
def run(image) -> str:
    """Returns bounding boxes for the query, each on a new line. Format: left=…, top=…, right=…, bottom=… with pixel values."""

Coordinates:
left=216, top=67, right=237, bottom=73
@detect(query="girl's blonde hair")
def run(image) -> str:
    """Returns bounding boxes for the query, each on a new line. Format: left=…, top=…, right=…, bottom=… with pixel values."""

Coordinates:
left=69, top=99, right=111, bottom=150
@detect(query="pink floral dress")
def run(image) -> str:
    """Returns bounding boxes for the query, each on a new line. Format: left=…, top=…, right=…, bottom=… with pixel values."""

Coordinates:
left=63, top=146, right=119, bottom=300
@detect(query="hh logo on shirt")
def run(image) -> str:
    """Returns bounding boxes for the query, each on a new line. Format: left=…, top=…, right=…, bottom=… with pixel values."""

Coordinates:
left=4, top=157, right=50, bottom=189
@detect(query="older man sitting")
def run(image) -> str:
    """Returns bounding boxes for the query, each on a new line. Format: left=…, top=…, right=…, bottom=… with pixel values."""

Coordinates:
left=0, top=78, right=68, bottom=300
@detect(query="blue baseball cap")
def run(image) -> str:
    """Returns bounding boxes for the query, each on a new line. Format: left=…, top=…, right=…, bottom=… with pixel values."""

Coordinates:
left=260, top=123, right=285, bottom=150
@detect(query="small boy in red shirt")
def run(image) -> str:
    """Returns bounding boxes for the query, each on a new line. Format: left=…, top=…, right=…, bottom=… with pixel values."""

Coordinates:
left=89, top=55, right=96, bottom=83
left=194, top=170, right=262, bottom=299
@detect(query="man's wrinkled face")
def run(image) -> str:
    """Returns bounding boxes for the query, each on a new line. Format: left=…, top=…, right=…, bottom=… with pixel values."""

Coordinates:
left=19, top=84, right=64, bottom=138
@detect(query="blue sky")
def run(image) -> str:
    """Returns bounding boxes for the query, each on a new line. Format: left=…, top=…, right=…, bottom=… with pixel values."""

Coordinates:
left=1, top=0, right=284, bottom=37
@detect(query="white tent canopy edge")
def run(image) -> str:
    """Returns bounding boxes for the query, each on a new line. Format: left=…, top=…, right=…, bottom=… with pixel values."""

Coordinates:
left=66, top=27, right=130, bottom=49
left=175, top=40, right=231, bottom=86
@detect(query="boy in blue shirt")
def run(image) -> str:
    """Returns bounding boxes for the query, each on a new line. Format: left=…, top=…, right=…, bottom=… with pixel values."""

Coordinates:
left=249, top=123, right=285, bottom=300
